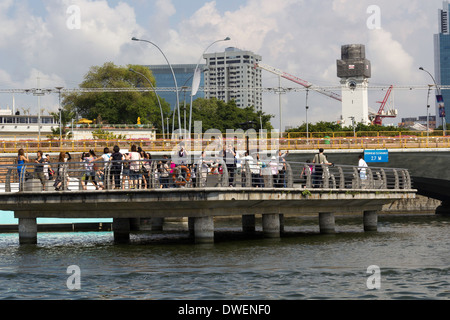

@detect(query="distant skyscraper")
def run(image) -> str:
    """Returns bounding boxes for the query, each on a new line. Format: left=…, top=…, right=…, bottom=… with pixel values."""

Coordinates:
left=203, top=47, right=262, bottom=110
left=146, top=64, right=206, bottom=111
left=434, top=0, right=450, bottom=126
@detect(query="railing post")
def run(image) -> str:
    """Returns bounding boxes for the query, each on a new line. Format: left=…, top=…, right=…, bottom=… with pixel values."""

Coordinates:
left=305, top=164, right=312, bottom=189
left=353, top=167, right=360, bottom=189
left=338, top=166, right=345, bottom=189
left=5, top=168, right=12, bottom=193
left=393, top=169, right=399, bottom=189
left=285, top=162, right=293, bottom=188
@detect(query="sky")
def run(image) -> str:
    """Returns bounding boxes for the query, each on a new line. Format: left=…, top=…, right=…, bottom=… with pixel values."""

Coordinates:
left=0, top=0, right=446, bottom=129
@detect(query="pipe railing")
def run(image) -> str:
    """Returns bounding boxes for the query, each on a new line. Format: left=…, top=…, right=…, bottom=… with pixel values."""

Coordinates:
left=0, top=158, right=413, bottom=193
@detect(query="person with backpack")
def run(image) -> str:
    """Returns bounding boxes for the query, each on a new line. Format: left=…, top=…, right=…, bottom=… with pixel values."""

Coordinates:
left=312, top=148, right=332, bottom=188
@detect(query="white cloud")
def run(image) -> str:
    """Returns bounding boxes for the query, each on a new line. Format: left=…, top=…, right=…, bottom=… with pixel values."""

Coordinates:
left=0, top=0, right=444, bottom=126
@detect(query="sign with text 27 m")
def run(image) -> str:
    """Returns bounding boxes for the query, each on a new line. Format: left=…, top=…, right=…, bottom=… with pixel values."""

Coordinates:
left=364, top=149, right=389, bottom=163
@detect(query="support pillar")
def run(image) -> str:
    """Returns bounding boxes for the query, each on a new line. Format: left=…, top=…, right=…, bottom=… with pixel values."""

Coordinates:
left=262, top=214, right=280, bottom=238
left=242, top=215, right=256, bottom=234
left=129, top=218, right=141, bottom=231
left=363, top=210, right=378, bottom=232
left=113, top=218, right=130, bottom=243
left=319, top=212, right=335, bottom=234
left=18, top=218, right=37, bottom=245
left=151, top=218, right=164, bottom=231
left=194, top=216, right=214, bottom=244
left=188, top=217, right=195, bottom=237
left=279, top=214, right=285, bottom=234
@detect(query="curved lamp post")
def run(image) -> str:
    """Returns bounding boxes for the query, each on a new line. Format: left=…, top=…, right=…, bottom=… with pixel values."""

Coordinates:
left=420, top=67, right=445, bottom=136
left=189, top=37, right=231, bottom=136
left=55, top=86, right=64, bottom=146
left=129, top=68, right=165, bottom=139
left=132, top=37, right=181, bottom=135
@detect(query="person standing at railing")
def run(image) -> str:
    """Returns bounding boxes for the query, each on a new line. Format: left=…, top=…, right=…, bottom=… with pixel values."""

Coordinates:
left=141, top=152, right=152, bottom=189
left=221, top=145, right=236, bottom=187
left=358, top=154, right=368, bottom=181
left=312, top=148, right=332, bottom=188
left=54, top=151, right=71, bottom=191
left=158, top=155, right=170, bottom=188
left=81, top=150, right=101, bottom=190
left=110, top=145, right=123, bottom=190
left=17, top=149, right=29, bottom=187
left=34, top=151, right=47, bottom=191
left=127, top=145, right=142, bottom=189
left=91, top=147, right=111, bottom=189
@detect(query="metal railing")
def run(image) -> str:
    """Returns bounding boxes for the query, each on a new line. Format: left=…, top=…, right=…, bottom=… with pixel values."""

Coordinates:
left=0, top=157, right=413, bottom=193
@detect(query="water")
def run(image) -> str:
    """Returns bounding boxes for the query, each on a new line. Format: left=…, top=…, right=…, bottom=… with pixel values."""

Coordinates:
left=0, top=214, right=449, bottom=300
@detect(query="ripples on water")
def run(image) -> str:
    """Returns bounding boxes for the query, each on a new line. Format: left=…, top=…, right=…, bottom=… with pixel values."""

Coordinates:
left=0, top=215, right=448, bottom=300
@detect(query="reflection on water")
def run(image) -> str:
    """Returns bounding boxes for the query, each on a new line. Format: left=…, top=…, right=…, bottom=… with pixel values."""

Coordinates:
left=0, top=215, right=449, bottom=300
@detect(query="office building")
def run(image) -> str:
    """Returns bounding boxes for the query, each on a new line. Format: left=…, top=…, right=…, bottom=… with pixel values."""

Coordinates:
left=203, top=47, right=262, bottom=110
left=434, top=0, right=450, bottom=126
left=145, top=64, right=206, bottom=111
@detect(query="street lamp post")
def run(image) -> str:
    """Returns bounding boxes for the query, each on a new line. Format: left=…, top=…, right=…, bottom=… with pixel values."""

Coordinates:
left=55, top=86, right=64, bottom=146
left=305, top=88, right=309, bottom=145
left=189, top=37, right=231, bottom=137
left=129, top=68, right=166, bottom=139
left=132, top=37, right=181, bottom=136
left=420, top=67, right=445, bottom=136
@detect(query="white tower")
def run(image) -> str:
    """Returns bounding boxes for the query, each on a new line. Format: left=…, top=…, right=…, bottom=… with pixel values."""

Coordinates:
left=337, top=44, right=372, bottom=126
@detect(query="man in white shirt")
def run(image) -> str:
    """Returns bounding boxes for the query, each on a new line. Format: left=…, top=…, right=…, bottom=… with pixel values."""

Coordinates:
left=358, top=154, right=368, bottom=180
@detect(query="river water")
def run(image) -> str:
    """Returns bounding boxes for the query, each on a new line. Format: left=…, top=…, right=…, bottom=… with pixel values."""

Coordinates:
left=0, top=214, right=448, bottom=300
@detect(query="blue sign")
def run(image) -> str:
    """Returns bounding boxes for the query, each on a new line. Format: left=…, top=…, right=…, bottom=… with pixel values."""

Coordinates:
left=364, top=149, right=389, bottom=163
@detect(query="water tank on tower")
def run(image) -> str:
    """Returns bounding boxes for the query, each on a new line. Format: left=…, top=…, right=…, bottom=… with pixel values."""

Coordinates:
left=337, top=44, right=372, bottom=126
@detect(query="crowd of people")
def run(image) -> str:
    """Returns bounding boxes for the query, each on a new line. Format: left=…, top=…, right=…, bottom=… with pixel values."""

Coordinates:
left=15, top=146, right=367, bottom=191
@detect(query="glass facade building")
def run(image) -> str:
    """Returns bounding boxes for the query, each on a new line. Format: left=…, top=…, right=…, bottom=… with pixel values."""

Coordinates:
left=145, top=64, right=206, bottom=111
left=434, top=1, right=450, bottom=126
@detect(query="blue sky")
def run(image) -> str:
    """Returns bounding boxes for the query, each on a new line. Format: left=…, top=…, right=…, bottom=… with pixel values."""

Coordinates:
left=0, top=0, right=447, bottom=128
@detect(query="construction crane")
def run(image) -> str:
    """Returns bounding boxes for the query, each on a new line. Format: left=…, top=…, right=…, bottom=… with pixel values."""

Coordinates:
left=254, top=62, right=342, bottom=102
left=370, top=85, right=398, bottom=125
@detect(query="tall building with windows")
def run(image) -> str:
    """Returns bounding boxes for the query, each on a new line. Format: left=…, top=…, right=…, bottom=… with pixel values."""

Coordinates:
left=434, top=0, right=450, bottom=126
left=145, top=64, right=206, bottom=111
left=203, top=47, right=262, bottom=110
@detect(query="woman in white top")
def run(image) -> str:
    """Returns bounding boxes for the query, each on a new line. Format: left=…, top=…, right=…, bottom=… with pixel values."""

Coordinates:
left=126, top=145, right=142, bottom=189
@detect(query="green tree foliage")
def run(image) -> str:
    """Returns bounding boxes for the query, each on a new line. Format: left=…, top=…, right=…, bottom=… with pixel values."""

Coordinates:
left=286, top=121, right=411, bottom=133
left=189, top=98, right=273, bottom=132
left=62, top=62, right=171, bottom=132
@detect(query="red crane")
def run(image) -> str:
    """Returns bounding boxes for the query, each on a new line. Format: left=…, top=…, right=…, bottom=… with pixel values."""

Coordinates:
left=371, top=85, right=397, bottom=125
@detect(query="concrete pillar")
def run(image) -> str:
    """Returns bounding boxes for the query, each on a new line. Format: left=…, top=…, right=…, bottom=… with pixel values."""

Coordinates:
left=18, top=218, right=37, bottom=244
left=113, top=218, right=130, bottom=243
left=262, top=214, right=280, bottom=238
left=363, top=210, right=378, bottom=232
left=242, top=215, right=256, bottom=234
left=279, top=214, right=285, bottom=234
left=319, top=212, right=335, bottom=234
left=194, top=216, right=214, bottom=244
left=152, top=218, right=164, bottom=231
left=129, top=218, right=141, bottom=231
left=188, top=217, right=195, bottom=237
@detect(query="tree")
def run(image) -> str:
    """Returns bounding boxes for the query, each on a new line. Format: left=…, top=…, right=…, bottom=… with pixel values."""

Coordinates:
left=62, top=62, right=171, bottom=132
left=189, top=98, right=273, bottom=132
